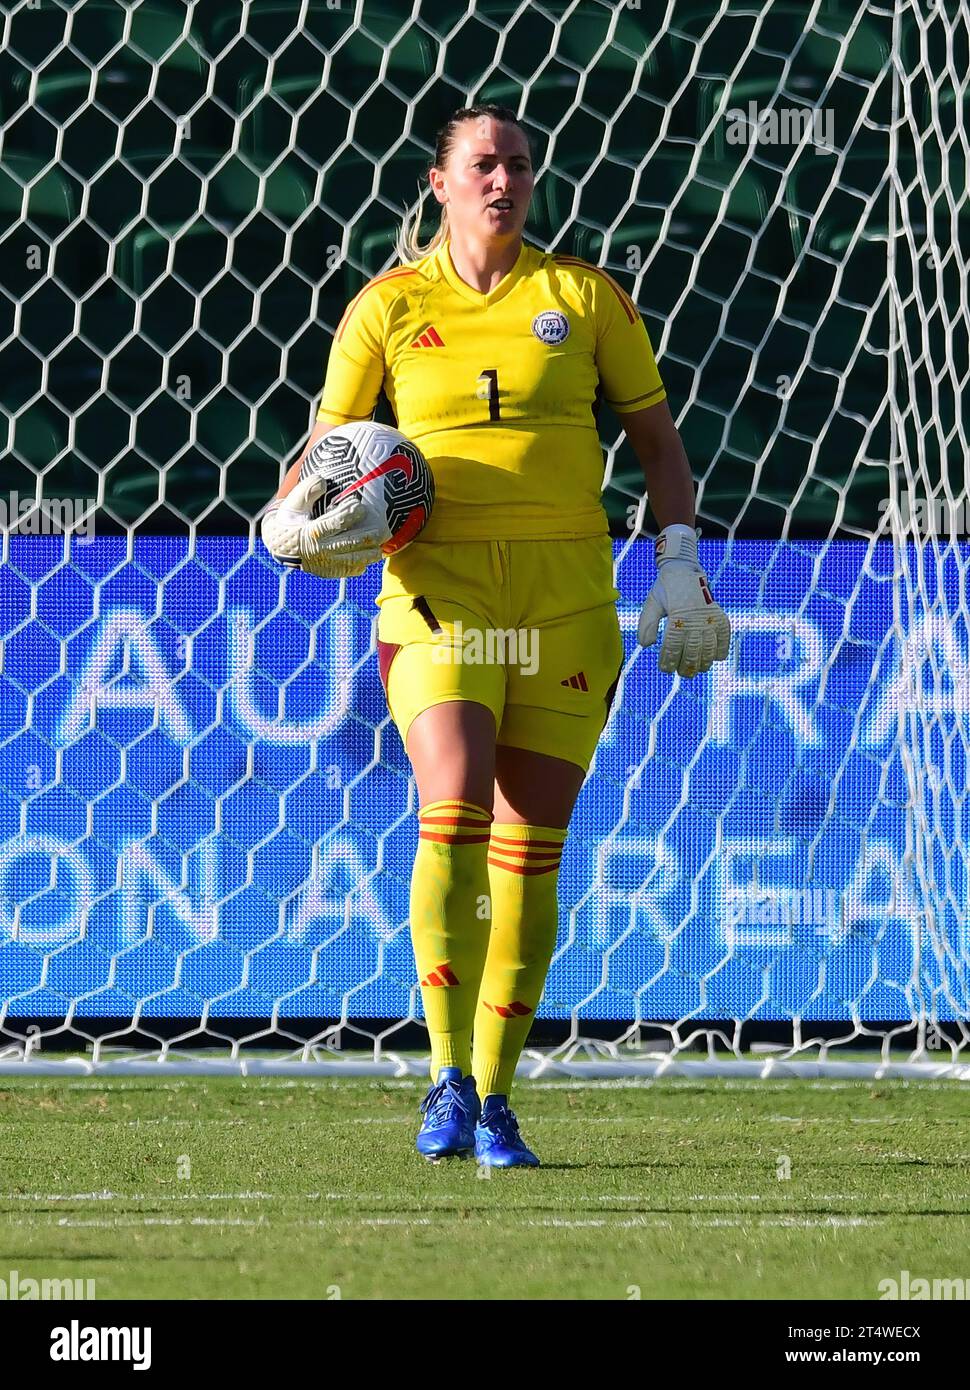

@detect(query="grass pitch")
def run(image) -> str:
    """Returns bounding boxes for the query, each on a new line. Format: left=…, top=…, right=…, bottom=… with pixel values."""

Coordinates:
left=0, top=1076, right=968, bottom=1300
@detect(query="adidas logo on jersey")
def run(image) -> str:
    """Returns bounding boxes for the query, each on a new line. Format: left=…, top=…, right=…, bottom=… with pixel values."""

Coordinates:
left=411, top=326, right=445, bottom=348
left=561, top=671, right=589, bottom=691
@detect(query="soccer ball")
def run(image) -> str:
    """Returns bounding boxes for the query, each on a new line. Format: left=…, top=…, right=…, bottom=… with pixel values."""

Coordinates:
left=300, top=421, right=434, bottom=555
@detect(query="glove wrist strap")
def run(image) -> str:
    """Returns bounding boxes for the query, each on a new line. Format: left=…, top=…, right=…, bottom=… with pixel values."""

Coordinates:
left=656, top=522, right=700, bottom=565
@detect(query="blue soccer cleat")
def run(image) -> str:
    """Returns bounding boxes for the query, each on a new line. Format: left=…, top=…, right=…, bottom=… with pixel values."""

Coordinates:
left=416, top=1067, right=481, bottom=1159
left=474, top=1095, right=540, bottom=1167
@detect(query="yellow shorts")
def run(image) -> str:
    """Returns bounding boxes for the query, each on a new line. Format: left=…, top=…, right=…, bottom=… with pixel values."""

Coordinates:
left=375, top=536, right=625, bottom=773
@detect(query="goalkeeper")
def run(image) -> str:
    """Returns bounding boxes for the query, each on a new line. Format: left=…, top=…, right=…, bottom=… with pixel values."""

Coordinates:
left=262, top=104, right=731, bottom=1166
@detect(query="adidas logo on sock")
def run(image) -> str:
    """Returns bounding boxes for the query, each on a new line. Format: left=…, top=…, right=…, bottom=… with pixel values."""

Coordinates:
left=483, top=1000, right=533, bottom=1018
left=421, top=962, right=460, bottom=986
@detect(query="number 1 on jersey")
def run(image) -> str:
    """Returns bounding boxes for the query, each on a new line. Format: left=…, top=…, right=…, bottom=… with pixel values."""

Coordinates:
left=477, top=369, right=500, bottom=422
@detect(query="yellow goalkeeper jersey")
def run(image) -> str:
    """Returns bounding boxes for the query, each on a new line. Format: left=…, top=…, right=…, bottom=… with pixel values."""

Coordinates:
left=316, top=240, right=666, bottom=541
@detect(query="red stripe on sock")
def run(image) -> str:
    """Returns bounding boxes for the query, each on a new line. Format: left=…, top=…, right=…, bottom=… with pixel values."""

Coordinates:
left=489, top=834, right=564, bottom=848
left=420, top=804, right=492, bottom=823
left=486, top=857, right=561, bottom=875
left=493, top=851, right=562, bottom=859
left=419, top=828, right=491, bottom=839
left=423, top=801, right=490, bottom=812
left=416, top=811, right=491, bottom=822
left=488, top=853, right=562, bottom=868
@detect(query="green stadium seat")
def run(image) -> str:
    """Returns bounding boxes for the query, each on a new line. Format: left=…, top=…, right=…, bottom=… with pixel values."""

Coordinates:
left=111, top=150, right=319, bottom=294
left=0, top=339, right=43, bottom=420
left=37, top=456, right=102, bottom=504
left=0, top=157, right=83, bottom=299
left=677, top=2, right=891, bottom=160
left=10, top=41, right=205, bottom=125
left=673, top=4, right=890, bottom=76
left=602, top=402, right=791, bottom=538
left=85, top=163, right=150, bottom=242
left=0, top=453, right=39, bottom=504
left=477, top=73, right=583, bottom=131
left=237, top=75, right=348, bottom=172
left=600, top=331, right=888, bottom=540
left=544, top=150, right=795, bottom=296
left=920, top=81, right=970, bottom=137
left=476, top=69, right=698, bottom=156
left=298, top=147, right=427, bottom=298
left=348, top=227, right=400, bottom=284
left=208, top=2, right=434, bottom=77
left=454, top=0, right=649, bottom=74
left=9, top=401, right=70, bottom=471
left=0, top=153, right=79, bottom=225
left=100, top=396, right=293, bottom=527
left=783, top=151, right=950, bottom=312
left=899, top=6, right=954, bottom=74
left=699, top=76, right=852, bottom=160
left=74, top=0, right=195, bottom=65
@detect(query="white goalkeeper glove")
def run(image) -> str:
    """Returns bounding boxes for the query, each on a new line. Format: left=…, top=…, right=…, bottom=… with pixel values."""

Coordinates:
left=637, top=523, right=731, bottom=678
left=260, top=476, right=383, bottom=580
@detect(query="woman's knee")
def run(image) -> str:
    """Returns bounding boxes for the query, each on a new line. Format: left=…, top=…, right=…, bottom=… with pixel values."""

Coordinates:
left=492, top=744, right=585, bottom=828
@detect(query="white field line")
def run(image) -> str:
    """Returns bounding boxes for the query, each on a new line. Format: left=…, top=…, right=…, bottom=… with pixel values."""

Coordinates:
left=0, top=1192, right=295, bottom=1202
left=2, top=1189, right=964, bottom=1205
left=7, top=1109, right=949, bottom=1126
left=526, top=1216, right=878, bottom=1229
left=440, top=1079, right=942, bottom=1090
left=772, top=1115, right=932, bottom=1125
left=56, top=1216, right=268, bottom=1228
left=31, top=1079, right=968, bottom=1093
left=2, top=1213, right=882, bottom=1231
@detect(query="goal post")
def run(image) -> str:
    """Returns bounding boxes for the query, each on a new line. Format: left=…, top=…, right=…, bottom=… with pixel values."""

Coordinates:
left=0, top=0, right=968, bottom=1077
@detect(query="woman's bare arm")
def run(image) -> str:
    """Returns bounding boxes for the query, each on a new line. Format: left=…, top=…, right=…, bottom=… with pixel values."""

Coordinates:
left=619, top=399, right=696, bottom=531
left=273, top=420, right=339, bottom=502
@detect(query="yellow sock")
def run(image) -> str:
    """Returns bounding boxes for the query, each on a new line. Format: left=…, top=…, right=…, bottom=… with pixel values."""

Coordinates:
left=410, top=799, right=493, bottom=1081
left=472, top=823, right=567, bottom=1099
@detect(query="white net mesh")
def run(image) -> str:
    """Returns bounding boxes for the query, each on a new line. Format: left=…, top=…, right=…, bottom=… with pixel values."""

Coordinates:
left=881, top=0, right=970, bottom=1058
left=0, top=0, right=968, bottom=1076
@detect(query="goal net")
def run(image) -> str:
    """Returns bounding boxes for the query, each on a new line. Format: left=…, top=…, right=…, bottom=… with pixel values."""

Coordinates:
left=1, top=0, right=968, bottom=1077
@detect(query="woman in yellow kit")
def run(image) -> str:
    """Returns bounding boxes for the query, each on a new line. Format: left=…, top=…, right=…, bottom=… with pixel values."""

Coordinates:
left=262, top=105, right=731, bottom=1165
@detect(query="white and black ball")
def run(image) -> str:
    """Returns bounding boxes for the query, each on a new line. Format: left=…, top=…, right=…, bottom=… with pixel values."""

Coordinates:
left=300, top=421, right=434, bottom=555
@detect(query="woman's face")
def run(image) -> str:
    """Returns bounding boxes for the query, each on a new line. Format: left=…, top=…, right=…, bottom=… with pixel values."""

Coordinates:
left=431, top=116, right=534, bottom=243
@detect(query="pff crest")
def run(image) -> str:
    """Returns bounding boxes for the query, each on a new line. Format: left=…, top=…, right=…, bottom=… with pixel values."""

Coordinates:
left=531, top=310, right=570, bottom=345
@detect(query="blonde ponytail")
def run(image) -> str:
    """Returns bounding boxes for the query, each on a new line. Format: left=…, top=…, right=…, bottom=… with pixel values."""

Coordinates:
left=394, top=183, right=450, bottom=265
